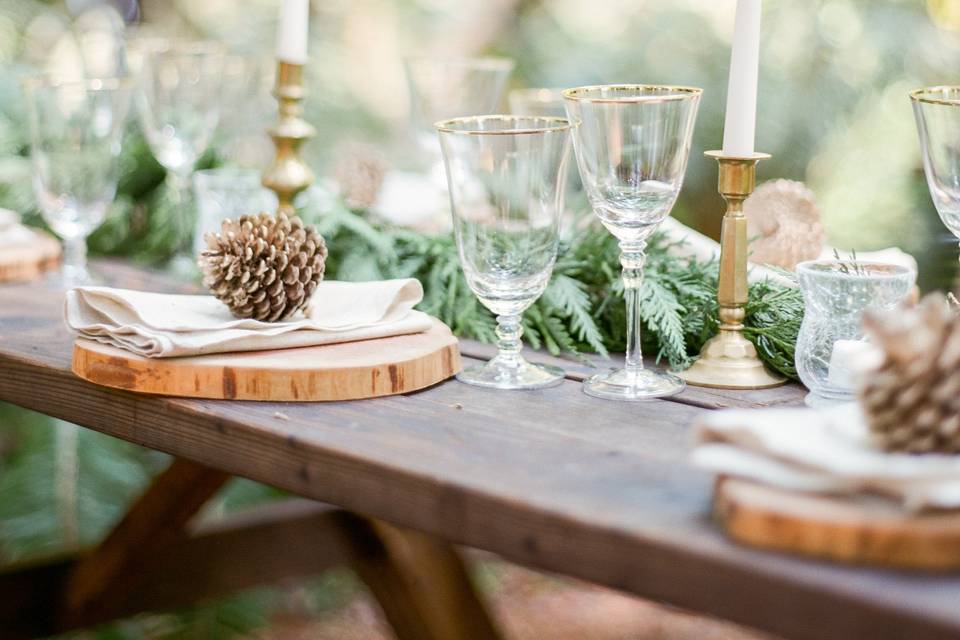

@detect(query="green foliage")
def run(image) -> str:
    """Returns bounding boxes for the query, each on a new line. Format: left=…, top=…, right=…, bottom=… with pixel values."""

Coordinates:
left=301, top=200, right=803, bottom=376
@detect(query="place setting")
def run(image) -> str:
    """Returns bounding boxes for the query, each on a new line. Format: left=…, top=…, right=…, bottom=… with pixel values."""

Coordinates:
left=7, top=0, right=960, bottom=638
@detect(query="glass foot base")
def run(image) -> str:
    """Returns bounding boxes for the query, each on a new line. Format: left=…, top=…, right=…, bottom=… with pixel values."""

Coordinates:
left=457, top=358, right=564, bottom=390
left=583, top=367, right=685, bottom=401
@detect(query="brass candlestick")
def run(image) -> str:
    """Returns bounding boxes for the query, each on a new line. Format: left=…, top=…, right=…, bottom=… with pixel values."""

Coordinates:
left=262, top=61, right=316, bottom=214
left=680, top=150, right=787, bottom=390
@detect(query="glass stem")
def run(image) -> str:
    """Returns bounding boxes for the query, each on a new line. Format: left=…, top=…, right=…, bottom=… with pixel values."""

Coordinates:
left=166, top=169, right=193, bottom=254
left=495, top=314, right=524, bottom=369
left=62, top=235, right=88, bottom=281
left=620, top=240, right=647, bottom=376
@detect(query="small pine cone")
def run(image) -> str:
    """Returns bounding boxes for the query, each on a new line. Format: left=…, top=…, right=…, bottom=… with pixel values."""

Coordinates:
left=744, top=180, right=825, bottom=269
left=333, top=142, right=389, bottom=209
left=860, top=293, right=960, bottom=454
left=199, top=212, right=328, bottom=322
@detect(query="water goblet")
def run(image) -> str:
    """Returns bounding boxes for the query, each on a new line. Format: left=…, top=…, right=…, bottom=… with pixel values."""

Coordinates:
left=912, top=86, right=960, bottom=248
left=436, top=116, right=571, bottom=389
left=23, top=77, right=132, bottom=285
left=405, top=57, right=513, bottom=181
left=564, top=85, right=702, bottom=401
left=135, top=41, right=225, bottom=261
left=193, top=167, right=277, bottom=257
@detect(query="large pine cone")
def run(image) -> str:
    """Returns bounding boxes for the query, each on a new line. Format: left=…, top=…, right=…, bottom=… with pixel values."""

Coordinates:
left=860, top=293, right=960, bottom=454
left=199, top=212, right=328, bottom=322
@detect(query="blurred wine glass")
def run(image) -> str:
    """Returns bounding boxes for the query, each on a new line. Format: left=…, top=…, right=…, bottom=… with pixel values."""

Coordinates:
left=23, top=77, right=132, bottom=285
left=135, top=40, right=225, bottom=265
left=404, top=57, right=513, bottom=181
left=510, top=87, right=588, bottom=223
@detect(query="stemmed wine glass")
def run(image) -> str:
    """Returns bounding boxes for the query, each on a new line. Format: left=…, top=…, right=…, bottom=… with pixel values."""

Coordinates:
left=23, top=77, right=132, bottom=285
left=134, top=41, right=225, bottom=263
left=405, top=57, right=514, bottom=182
left=436, top=116, right=572, bottom=389
left=912, top=86, right=960, bottom=246
left=564, top=85, right=701, bottom=401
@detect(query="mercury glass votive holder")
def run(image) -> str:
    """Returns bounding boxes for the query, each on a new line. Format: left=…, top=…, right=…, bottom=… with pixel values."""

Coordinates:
left=795, top=260, right=915, bottom=404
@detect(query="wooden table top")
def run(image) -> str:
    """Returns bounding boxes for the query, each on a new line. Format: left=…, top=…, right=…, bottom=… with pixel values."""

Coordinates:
left=2, top=262, right=959, bottom=640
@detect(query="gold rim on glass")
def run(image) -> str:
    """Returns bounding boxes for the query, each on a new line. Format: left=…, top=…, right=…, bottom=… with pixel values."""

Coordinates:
left=562, top=84, right=703, bottom=104
left=910, top=86, right=960, bottom=107
left=434, top=115, right=573, bottom=136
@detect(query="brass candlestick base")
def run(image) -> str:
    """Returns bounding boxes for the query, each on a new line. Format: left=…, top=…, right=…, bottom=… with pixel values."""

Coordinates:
left=263, top=61, right=316, bottom=215
left=680, top=150, right=787, bottom=390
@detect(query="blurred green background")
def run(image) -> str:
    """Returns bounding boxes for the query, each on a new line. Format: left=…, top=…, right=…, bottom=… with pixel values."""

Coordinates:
left=2, top=0, right=960, bottom=288
left=1, top=0, right=960, bottom=637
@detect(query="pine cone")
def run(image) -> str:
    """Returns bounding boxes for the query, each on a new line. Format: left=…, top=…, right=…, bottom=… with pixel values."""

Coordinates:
left=860, top=293, right=960, bottom=454
left=199, top=212, right=328, bottom=322
left=333, top=142, right=389, bottom=209
left=744, top=180, right=825, bottom=269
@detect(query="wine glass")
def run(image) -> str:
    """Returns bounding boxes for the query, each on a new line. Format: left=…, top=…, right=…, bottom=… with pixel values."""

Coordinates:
left=405, top=57, right=514, bottom=181
left=912, top=86, right=960, bottom=248
left=135, top=41, right=225, bottom=263
left=436, top=116, right=572, bottom=389
left=23, top=77, right=132, bottom=285
left=564, top=85, right=701, bottom=401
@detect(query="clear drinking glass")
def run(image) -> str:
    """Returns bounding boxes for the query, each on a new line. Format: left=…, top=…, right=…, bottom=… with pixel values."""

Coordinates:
left=405, top=57, right=513, bottom=181
left=192, top=168, right=277, bottom=257
left=564, top=85, right=702, bottom=401
left=795, top=260, right=914, bottom=405
left=135, top=41, right=225, bottom=259
left=912, top=86, right=960, bottom=245
left=23, top=77, right=132, bottom=285
left=436, top=116, right=571, bottom=389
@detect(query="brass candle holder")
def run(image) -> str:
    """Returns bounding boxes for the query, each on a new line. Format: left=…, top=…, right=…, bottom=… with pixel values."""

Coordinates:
left=262, top=61, right=316, bottom=214
left=680, top=151, right=787, bottom=390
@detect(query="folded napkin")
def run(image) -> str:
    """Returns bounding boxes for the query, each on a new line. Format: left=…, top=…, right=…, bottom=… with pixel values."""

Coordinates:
left=66, top=280, right=434, bottom=358
left=692, top=403, right=960, bottom=512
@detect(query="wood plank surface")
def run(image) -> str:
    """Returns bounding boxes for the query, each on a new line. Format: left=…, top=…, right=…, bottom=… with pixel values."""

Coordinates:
left=72, top=318, right=460, bottom=401
left=1, top=262, right=959, bottom=640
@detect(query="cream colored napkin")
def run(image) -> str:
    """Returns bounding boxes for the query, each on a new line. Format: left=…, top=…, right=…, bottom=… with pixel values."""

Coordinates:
left=691, top=403, right=960, bottom=512
left=65, top=280, right=434, bottom=358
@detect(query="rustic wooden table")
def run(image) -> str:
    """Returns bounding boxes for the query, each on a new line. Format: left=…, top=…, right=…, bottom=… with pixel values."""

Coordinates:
left=1, top=262, right=959, bottom=640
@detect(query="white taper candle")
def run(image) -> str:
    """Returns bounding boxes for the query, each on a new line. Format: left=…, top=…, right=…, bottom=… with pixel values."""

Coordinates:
left=722, top=0, right=761, bottom=157
left=277, top=0, right=309, bottom=65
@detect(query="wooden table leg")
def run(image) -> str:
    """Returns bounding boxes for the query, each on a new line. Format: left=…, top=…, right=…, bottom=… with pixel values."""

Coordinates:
left=338, top=515, right=503, bottom=640
left=49, top=456, right=502, bottom=640
left=59, top=458, right=230, bottom=627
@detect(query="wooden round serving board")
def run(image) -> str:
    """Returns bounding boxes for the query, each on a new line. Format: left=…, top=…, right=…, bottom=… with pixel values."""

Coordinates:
left=72, top=317, right=461, bottom=402
left=0, top=231, right=60, bottom=283
left=715, top=478, right=960, bottom=571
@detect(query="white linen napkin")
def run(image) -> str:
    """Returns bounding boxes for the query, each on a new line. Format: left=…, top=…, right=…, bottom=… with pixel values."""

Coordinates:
left=691, top=403, right=960, bottom=512
left=65, top=279, right=434, bottom=358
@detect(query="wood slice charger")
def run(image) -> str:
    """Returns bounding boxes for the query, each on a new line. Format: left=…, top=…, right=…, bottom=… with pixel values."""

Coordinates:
left=715, top=477, right=960, bottom=571
left=72, top=317, right=461, bottom=401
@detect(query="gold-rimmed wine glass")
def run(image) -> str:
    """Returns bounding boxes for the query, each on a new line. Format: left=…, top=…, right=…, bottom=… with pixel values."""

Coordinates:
left=436, top=115, right=572, bottom=390
left=564, top=85, right=702, bottom=401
